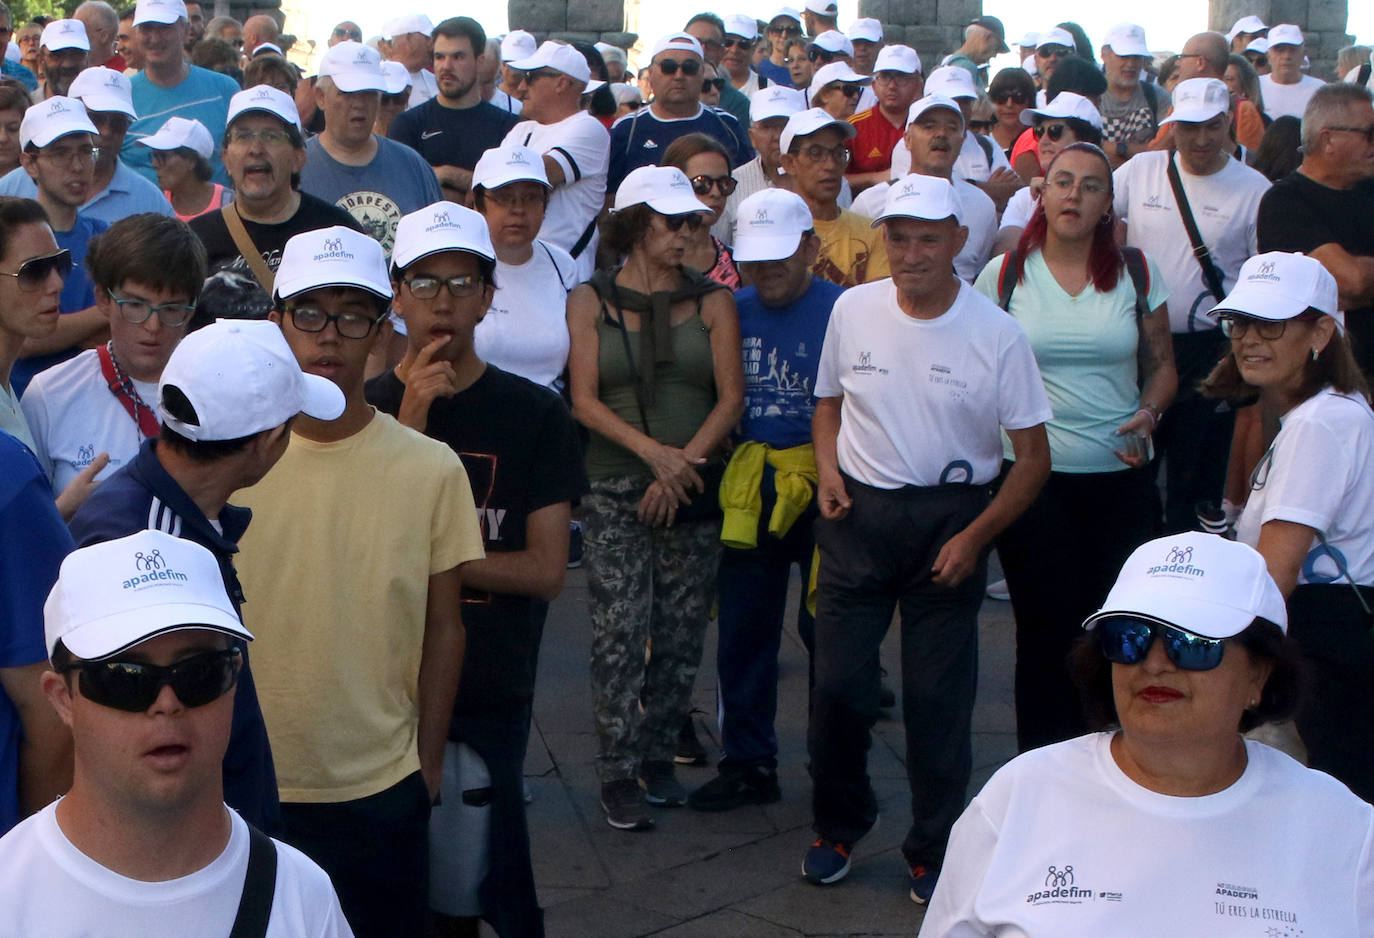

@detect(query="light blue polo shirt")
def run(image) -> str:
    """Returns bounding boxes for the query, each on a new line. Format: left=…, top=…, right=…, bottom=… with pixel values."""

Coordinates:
left=122, top=65, right=239, bottom=185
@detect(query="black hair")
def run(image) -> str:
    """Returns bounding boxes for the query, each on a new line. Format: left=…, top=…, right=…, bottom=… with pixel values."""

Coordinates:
left=157, top=384, right=259, bottom=461
left=1046, top=56, right=1107, bottom=100
left=432, top=16, right=485, bottom=55
left=0, top=196, right=49, bottom=262
left=988, top=66, right=1036, bottom=102
left=599, top=203, right=656, bottom=257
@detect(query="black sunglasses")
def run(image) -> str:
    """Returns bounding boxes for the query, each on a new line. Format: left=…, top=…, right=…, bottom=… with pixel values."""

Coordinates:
left=702, top=77, right=726, bottom=93
left=808, top=47, right=839, bottom=63
left=657, top=57, right=702, bottom=76
left=1033, top=122, right=1070, bottom=141
left=0, top=249, right=72, bottom=291
left=661, top=213, right=703, bottom=231
left=991, top=91, right=1030, bottom=105
left=65, top=647, right=243, bottom=712
left=690, top=173, right=737, bottom=196
left=721, top=37, right=753, bottom=49
left=1095, top=615, right=1227, bottom=671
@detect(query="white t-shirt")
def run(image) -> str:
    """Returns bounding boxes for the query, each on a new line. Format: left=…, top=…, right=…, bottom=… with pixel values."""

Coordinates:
left=489, top=88, right=522, bottom=114
left=502, top=111, right=610, bottom=283
left=1000, top=185, right=1035, bottom=231
left=20, top=349, right=157, bottom=493
left=919, top=733, right=1374, bottom=937
left=476, top=239, right=578, bottom=388
left=0, top=803, right=354, bottom=937
left=814, top=279, right=1051, bottom=488
left=1236, top=387, right=1374, bottom=586
left=888, top=129, right=1012, bottom=183
left=1258, top=73, right=1325, bottom=120
left=407, top=68, right=438, bottom=107
left=849, top=178, right=996, bottom=283
left=1114, top=150, right=1270, bottom=333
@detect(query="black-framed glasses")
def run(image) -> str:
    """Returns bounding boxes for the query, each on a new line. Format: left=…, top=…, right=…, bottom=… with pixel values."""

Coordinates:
left=1095, top=615, right=1227, bottom=671
left=63, top=647, right=243, bottom=712
left=1033, top=122, right=1070, bottom=141
left=1218, top=311, right=1319, bottom=340
left=227, top=127, right=294, bottom=147
left=796, top=143, right=851, bottom=164
left=702, top=77, right=726, bottom=93
left=969, top=119, right=996, bottom=133
left=382, top=91, right=409, bottom=107
left=286, top=303, right=385, bottom=338
left=1326, top=124, right=1374, bottom=144
left=404, top=275, right=484, bottom=300
left=0, top=249, right=72, bottom=291
left=721, top=36, right=753, bottom=49
left=109, top=289, right=196, bottom=327
left=767, top=22, right=802, bottom=36
left=659, top=213, right=703, bottom=232
left=1037, top=44, right=1072, bottom=58
left=690, top=173, right=736, bottom=196
left=657, top=57, right=702, bottom=76
left=991, top=91, right=1030, bottom=105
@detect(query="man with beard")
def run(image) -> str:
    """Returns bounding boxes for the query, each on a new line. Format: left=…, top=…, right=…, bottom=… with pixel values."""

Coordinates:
left=388, top=17, right=521, bottom=204
left=38, top=19, right=91, bottom=98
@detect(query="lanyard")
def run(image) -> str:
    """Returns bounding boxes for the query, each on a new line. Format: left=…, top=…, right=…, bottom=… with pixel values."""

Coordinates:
left=97, top=342, right=161, bottom=439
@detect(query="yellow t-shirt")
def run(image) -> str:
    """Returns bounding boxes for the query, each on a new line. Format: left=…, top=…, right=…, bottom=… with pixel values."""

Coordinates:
left=234, top=411, right=484, bottom=803
left=812, top=209, right=891, bottom=288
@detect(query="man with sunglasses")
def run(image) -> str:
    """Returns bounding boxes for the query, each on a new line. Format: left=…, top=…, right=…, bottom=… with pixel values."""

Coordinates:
left=0, top=530, right=353, bottom=935
left=719, top=14, right=765, bottom=98
left=1032, top=29, right=1076, bottom=93
left=607, top=32, right=751, bottom=195
left=327, top=20, right=361, bottom=47
left=382, top=13, right=438, bottom=108
left=759, top=9, right=801, bottom=88
left=233, top=225, right=482, bottom=937
left=845, top=44, right=923, bottom=188
left=685, top=13, right=753, bottom=129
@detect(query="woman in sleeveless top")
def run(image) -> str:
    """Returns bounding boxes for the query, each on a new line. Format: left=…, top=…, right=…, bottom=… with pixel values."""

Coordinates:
left=565, top=166, right=744, bottom=831
left=137, top=117, right=233, bottom=222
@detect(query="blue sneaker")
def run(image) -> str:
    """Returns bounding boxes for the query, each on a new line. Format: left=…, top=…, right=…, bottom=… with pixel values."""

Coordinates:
left=910, top=864, right=939, bottom=904
left=802, top=838, right=853, bottom=884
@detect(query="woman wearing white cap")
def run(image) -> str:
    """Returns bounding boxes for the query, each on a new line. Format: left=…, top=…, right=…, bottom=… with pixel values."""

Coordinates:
left=136, top=115, right=228, bottom=221
left=808, top=60, right=870, bottom=121
left=1201, top=251, right=1374, bottom=803
left=919, top=531, right=1374, bottom=934
left=566, top=164, right=744, bottom=831
left=661, top=132, right=741, bottom=289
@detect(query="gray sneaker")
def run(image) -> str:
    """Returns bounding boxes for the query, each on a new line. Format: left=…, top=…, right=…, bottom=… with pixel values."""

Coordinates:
left=601, top=778, right=654, bottom=831
left=640, top=760, right=687, bottom=806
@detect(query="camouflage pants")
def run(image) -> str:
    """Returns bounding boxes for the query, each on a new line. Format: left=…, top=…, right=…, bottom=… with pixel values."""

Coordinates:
left=583, top=474, right=722, bottom=783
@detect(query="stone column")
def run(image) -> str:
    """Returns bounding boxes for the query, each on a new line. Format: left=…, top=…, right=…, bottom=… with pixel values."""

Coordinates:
left=857, top=0, right=975, bottom=81
left=507, top=0, right=636, bottom=55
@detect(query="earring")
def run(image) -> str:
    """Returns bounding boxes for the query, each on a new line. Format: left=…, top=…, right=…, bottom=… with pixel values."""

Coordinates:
left=1247, top=698, right=1259, bottom=709
left=1311, top=348, right=1320, bottom=362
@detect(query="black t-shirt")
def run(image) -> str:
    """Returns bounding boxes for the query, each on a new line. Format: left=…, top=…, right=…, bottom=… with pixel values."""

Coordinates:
left=387, top=98, right=523, bottom=171
left=365, top=364, right=587, bottom=721
left=1258, top=173, right=1374, bottom=371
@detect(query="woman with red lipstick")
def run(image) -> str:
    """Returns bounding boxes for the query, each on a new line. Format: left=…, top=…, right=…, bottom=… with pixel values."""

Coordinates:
left=1203, top=251, right=1374, bottom=805
left=920, top=532, right=1374, bottom=935
left=975, top=142, right=1177, bottom=753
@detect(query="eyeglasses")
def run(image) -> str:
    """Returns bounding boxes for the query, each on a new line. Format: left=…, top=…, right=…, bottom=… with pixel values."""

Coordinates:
left=701, top=77, right=726, bottom=93
left=38, top=144, right=99, bottom=165
left=110, top=289, right=196, bottom=327
left=721, top=37, right=753, bottom=49
left=286, top=304, right=385, bottom=338
left=1047, top=175, right=1108, bottom=195
left=991, top=91, right=1030, bottom=105
left=657, top=57, right=702, bottom=76
left=332, top=27, right=362, bottom=41
left=1326, top=124, right=1374, bottom=144
left=382, top=91, right=409, bottom=106
left=767, top=23, right=802, bottom=35
left=1217, top=311, right=1319, bottom=340
left=1033, top=122, right=1071, bottom=141
left=1095, top=615, right=1227, bottom=671
left=830, top=82, right=862, bottom=98
left=63, top=647, right=243, bottom=712
left=795, top=143, right=851, bottom=165
left=513, top=68, right=561, bottom=86
left=807, top=47, right=839, bottom=63
left=969, top=119, right=996, bottom=133
left=0, top=249, right=72, bottom=290
left=1037, top=45, right=1071, bottom=58
left=227, top=127, right=294, bottom=147
left=482, top=187, right=546, bottom=208
left=404, top=275, right=483, bottom=299
left=689, top=173, right=736, bottom=196
left=659, top=213, right=703, bottom=232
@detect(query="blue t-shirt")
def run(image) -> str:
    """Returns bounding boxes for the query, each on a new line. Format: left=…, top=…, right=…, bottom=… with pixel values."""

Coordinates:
left=123, top=66, right=239, bottom=185
left=735, top=276, right=843, bottom=448
left=299, top=135, right=443, bottom=255
left=1, top=59, right=37, bottom=92
left=0, top=162, right=174, bottom=227
left=757, top=59, right=793, bottom=89
left=607, top=105, right=754, bottom=194
left=0, top=432, right=73, bottom=836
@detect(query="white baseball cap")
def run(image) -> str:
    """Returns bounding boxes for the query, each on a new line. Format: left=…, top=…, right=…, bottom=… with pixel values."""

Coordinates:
left=20, top=96, right=98, bottom=150
left=158, top=318, right=347, bottom=442
left=812, top=30, right=853, bottom=57
left=1102, top=23, right=1150, bottom=58
left=472, top=143, right=550, bottom=191
left=804, top=0, right=838, bottom=15
left=503, top=30, right=537, bottom=63
left=1267, top=23, right=1304, bottom=47
left=848, top=18, right=883, bottom=43
left=1015, top=31, right=1040, bottom=48
left=732, top=189, right=814, bottom=263
left=136, top=115, right=213, bottom=160
left=650, top=32, right=704, bottom=61
left=1084, top=532, right=1288, bottom=638
left=610, top=82, right=642, bottom=107
left=45, top=531, right=251, bottom=661
left=1160, top=78, right=1231, bottom=125
left=1227, top=15, right=1267, bottom=41
left=808, top=61, right=871, bottom=104
left=132, top=0, right=187, bottom=27
left=612, top=165, right=713, bottom=216
left=1037, top=28, right=1077, bottom=51
left=251, top=41, right=282, bottom=57
left=509, top=40, right=592, bottom=87
left=768, top=7, right=802, bottom=26
left=381, top=14, right=433, bottom=40
left=750, top=84, right=807, bottom=122
left=40, top=19, right=89, bottom=52
left=872, top=173, right=962, bottom=226
left=1246, top=37, right=1270, bottom=54
left=924, top=64, right=977, bottom=99
left=319, top=40, right=388, bottom=93
left=906, top=94, right=965, bottom=128
left=275, top=227, right=392, bottom=303
left=381, top=60, right=410, bottom=95
left=723, top=14, right=759, bottom=40
left=392, top=202, right=496, bottom=271
left=780, top=106, right=857, bottom=154
left=227, top=84, right=303, bottom=134
left=1210, top=251, right=1343, bottom=331
left=1020, top=91, right=1102, bottom=128
left=68, top=66, right=137, bottom=118
left=874, top=44, right=921, bottom=75
left=4, top=42, right=18, bottom=64
left=594, top=41, right=627, bottom=66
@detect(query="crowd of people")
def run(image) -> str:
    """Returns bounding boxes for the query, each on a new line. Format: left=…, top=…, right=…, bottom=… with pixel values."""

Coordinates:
left=0, top=0, right=1372, bottom=934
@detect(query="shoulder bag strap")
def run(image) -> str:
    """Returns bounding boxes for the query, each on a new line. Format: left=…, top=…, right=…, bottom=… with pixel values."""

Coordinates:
left=597, top=282, right=652, bottom=436
left=996, top=248, right=1020, bottom=311
left=220, top=204, right=275, bottom=294
left=227, top=823, right=278, bottom=938
left=1121, top=247, right=1151, bottom=323
left=1164, top=152, right=1227, bottom=302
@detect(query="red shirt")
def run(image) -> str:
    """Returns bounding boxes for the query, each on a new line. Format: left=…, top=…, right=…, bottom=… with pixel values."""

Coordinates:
left=846, top=106, right=905, bottom=175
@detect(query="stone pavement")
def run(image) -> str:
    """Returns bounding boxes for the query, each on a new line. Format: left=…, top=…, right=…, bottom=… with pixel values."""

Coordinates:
left=515, top=562, right=1019, bottom=937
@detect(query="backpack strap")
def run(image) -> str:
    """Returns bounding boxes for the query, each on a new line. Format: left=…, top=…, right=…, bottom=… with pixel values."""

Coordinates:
left=996, top=249, right=1021, bottom=311
left=1121, top=246, right=1151, bottom=323
left=976, top=133, right=994, bottom=167
left=1359, top=62, right=1372, bottom=86
left=1142, top=80, right=1158, bottom=116
left=227, top=823, right=278, bottom=938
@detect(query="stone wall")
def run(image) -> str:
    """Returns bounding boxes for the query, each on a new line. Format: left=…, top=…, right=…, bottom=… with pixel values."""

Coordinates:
left=860, top=0, right=967, bottom=77
left=1209, top=0, right=1352, bottom=79
left=507, top=0, right=635, bottom=54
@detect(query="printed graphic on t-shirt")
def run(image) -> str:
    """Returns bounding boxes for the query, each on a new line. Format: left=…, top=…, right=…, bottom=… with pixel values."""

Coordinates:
left=335, top=191, right=402, bottom=253
left=457, top=451, right=500, bottom=606
left=742, top=335, right=815, bottom=423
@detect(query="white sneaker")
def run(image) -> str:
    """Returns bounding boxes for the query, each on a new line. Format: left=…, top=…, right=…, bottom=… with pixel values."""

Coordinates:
left=986, top=579, right=1010, bottom=601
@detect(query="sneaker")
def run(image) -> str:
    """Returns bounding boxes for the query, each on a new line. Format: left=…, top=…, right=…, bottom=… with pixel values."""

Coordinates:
left=566, top=521, right=583, bottom=569
left=600, top=778, right=654, bottom=831
left=909, top=864, right=938, bottom=904
left=675, top=714, right=708, bottom=766
left=639, top=760, right=687, bottom=806
left=802, top=838, right=853, bottom=884
left=985, top=578, right=1010, bottom=601
left=687, top=765, right=781, bottom=811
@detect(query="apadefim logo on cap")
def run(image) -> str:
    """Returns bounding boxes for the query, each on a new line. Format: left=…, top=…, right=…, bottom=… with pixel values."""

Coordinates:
left=425, top=210, right=459, bottom=233
left=1248, top=260, right=1280, bottom=283
left=122, top=550, right=189, bottom=590
left=313, top=237, right=354, bottom=262
left=1146, top=545, right=1205, bottom=578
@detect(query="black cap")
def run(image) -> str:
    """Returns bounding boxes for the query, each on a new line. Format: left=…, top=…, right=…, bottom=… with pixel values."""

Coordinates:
left=969, top=15, right=1009, bottom=54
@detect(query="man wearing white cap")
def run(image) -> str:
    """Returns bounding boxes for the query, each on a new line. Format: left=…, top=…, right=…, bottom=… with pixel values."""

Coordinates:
left=1114, top=77, right=1271, bottom=533
left=123, top=0, right=239, bottom=186
left=0, top=531, right=352, bottom=935
left=845, top=44, right=923, bottom=188
left=1099, top=23, right=1170, bottom=166
left=233, top=225, right=482, bottom=938
left=38, top=18, right=90, bottom=98
left=1033, top=28, right=1076, bottom=88
left=717, top=14, right=763, bottom=97
left=801, top=0, right=838, bottom=39
left=607, top=32, right=751, bottom=193
left=367, top=201, right=584, bottom=936
left=388, top=17, right=522, bottom=205
left=494, top=30, right=536, bottom=112
left=1155, top=31, right=1265, bottom=151
left=500, top=39, right=610, bottom=283
left=595, top=40, right=627, bottom=84
left=1259, top=24, right=1324, bottom=119
left=714, top=85, right=806, bottom=242
left=888, top=65, right=1016, bottom=197
left=804, top=174, right=1050, bottom=900
left=1228, top=14, right=1268, bottom=53
left=685, top=13, right=754, bottom=128
left=847, top=17, right=883, bottom=75
left=383, top=13, right=438, bottom=107
left=300, top=40, right=441, bottom=255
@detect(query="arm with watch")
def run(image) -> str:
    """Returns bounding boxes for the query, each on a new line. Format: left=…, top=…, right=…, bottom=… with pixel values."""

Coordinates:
left=1114, top=299, right=1176, bottom=468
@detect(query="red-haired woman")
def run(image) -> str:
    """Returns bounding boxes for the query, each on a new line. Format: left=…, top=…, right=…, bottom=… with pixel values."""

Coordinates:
left=974, top=142, right=1177, bottom=753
